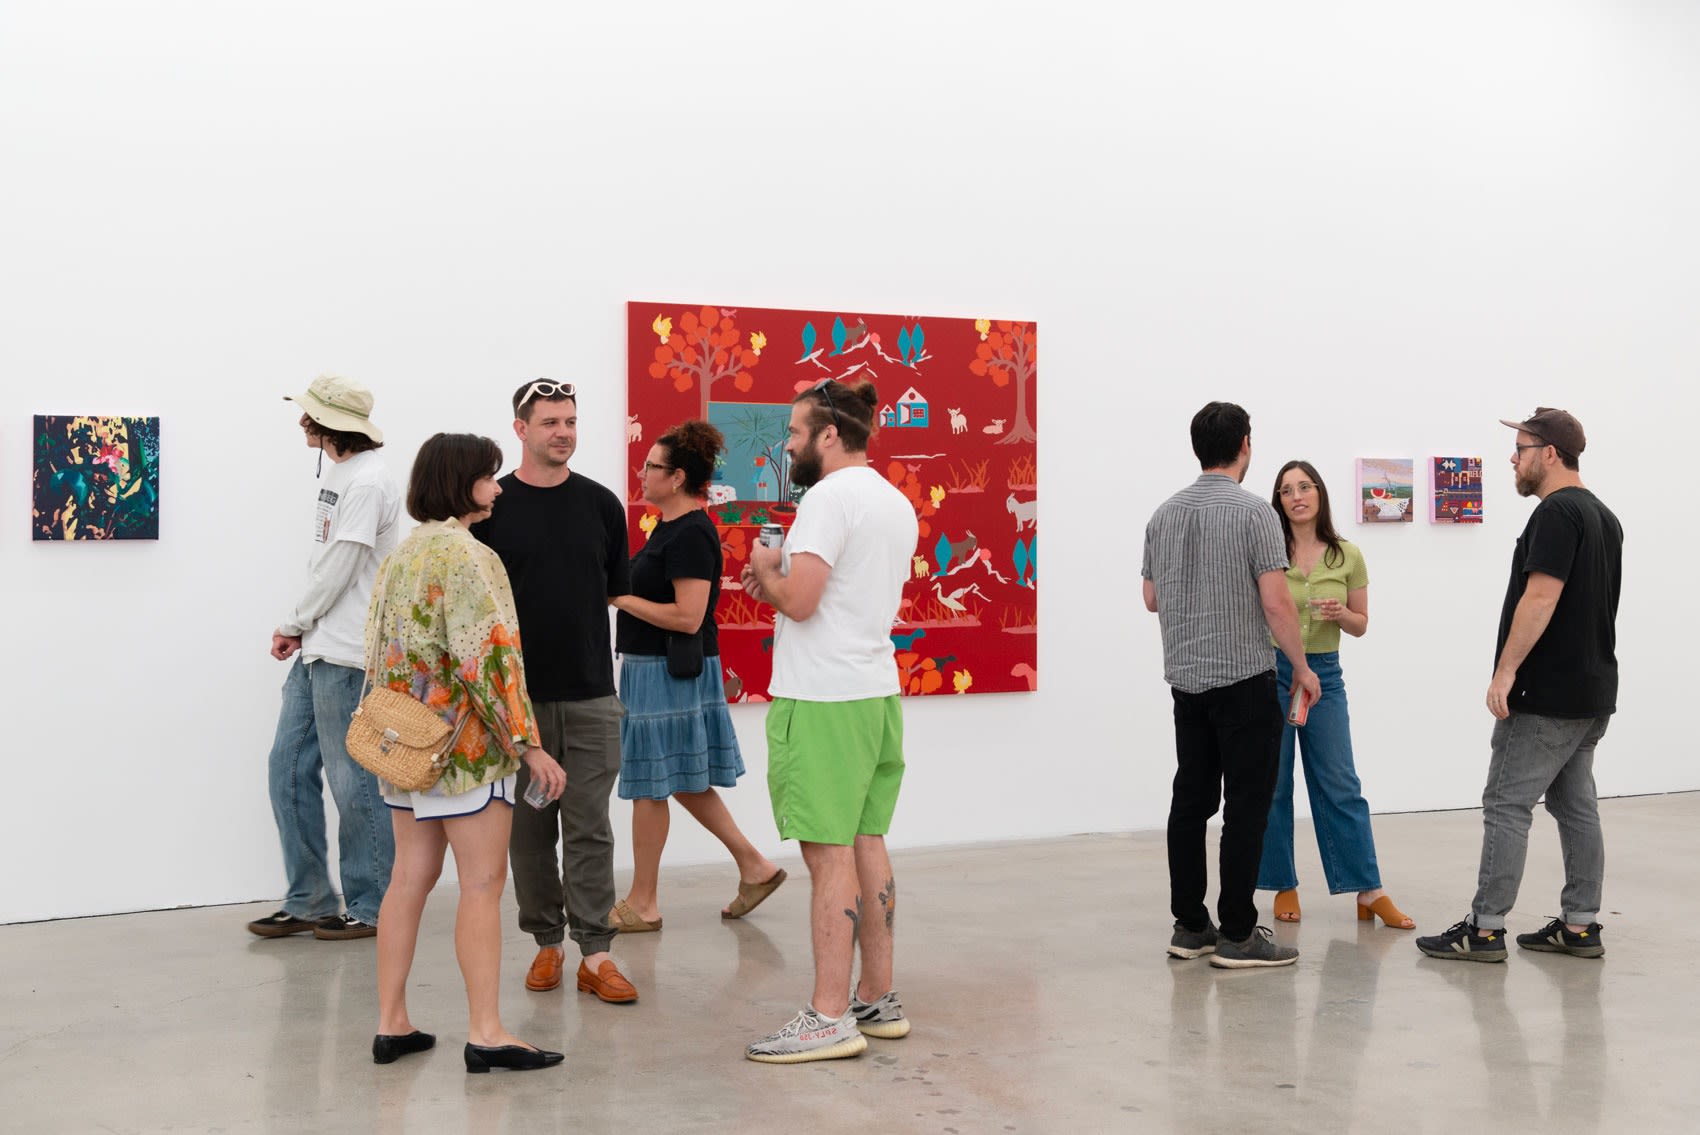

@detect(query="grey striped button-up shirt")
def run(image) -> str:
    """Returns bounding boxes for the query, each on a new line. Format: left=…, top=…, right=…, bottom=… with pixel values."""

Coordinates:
left=1141, top=473, right=1289, bottom=694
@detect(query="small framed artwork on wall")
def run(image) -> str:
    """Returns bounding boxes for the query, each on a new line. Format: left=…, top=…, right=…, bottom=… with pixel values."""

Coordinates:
left=1355, top=457, right=1414, bottom=524
left=1429, top=456, right=1483, bottom=523
left=32, top=414, right=160, bottom=540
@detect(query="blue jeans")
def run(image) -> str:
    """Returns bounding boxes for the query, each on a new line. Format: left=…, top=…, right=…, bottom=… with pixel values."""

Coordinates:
left=1258, top=653, right=1382, bottom=894
left=266, top=659, right=395, bottom=925
left=1470, top=712, right=1609, bottom=930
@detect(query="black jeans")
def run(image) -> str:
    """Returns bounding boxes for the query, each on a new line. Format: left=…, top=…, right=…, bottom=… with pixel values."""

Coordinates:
left=1168, top=671, right=1283, bottom=942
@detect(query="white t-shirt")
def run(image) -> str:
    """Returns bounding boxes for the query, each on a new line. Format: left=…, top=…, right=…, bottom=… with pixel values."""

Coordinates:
left=299, top=450, right=401, bottom=669
left=769, top=465, right=919, bottom=701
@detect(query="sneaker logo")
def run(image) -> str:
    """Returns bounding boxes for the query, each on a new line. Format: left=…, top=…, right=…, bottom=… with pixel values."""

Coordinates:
left=800, top=1028, right=837, bottom=1042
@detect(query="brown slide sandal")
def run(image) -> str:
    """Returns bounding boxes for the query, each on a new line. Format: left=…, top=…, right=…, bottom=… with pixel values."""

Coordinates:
left=722, top=868, right=788, bottom=919
left=608, top=898, right=662, bottom=933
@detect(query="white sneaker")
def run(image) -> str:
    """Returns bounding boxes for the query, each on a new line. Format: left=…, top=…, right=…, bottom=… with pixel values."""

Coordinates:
left=849, top=990, right=911, bottom=1039
left=745, top=1005, right=868, bottom=1064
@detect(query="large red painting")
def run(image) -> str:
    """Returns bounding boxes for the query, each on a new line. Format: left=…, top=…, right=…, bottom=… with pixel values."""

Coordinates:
left=625, top=301, right=1037, bottom=700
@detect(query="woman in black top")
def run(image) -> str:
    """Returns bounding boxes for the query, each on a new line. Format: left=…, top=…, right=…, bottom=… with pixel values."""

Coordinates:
left=608, top=420, right=785, bottom=931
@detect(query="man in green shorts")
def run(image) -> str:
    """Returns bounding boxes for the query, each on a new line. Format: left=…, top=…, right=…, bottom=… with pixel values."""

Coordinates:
left=741, top=378, right=919, bottom=1064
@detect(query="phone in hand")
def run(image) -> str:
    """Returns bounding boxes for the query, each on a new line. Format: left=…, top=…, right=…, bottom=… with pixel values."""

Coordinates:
left=1287, top=683, right=1313, bottom=727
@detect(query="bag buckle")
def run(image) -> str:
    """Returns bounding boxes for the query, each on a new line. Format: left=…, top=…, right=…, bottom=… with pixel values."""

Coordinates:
left=379, top=728, right=400, bottom=755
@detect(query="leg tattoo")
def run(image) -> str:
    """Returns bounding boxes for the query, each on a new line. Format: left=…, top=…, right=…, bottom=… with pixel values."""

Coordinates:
left=843, top=896, right=863, bottom=945
left=877, top=876, right=896, bottom=932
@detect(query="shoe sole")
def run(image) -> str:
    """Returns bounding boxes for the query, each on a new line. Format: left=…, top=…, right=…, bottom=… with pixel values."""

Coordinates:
left=1208, top=953, right=1299, bottom=969
left=746, top=1033, right=868, bottom=1064
left=248, top=923, right=316, bottom=938
left=1517, top=941, right=1604, bottom=958
left=577, top=980, right=638, bottom=1003
left=313, top=927, right=378, bottom=940
left=857, top=1019, right=911, bottom=1039
left=526, top=976, right=562, bottom=992
left=1166, top=944, right=1216, bottom=960
left=1417, top=945, right=1507, bottom=962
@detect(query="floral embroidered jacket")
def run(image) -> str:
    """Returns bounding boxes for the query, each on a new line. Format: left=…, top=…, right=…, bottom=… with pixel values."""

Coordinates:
left=363, top=519, right=540, bottom=796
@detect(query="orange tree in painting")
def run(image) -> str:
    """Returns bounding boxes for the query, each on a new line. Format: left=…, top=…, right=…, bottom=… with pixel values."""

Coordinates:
left=648, top=306, right=759, bottom=418
left=969, top=321, right=1036, bottom=445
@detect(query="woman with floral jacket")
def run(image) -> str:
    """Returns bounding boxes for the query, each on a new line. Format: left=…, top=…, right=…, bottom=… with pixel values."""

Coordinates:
left=363, top=433, right=567, bottom=1074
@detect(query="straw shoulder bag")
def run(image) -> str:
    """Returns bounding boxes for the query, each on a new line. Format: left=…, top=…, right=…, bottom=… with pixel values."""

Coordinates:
left=346, top=685, right=472, bottom=793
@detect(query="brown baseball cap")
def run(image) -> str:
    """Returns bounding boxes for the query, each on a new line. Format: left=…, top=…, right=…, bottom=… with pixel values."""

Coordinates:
left=1499, top=407, right=1584, bottom=457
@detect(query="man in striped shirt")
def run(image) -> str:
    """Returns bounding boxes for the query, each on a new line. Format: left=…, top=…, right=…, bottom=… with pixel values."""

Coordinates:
left=1141, top=402, right=1319, bottom=969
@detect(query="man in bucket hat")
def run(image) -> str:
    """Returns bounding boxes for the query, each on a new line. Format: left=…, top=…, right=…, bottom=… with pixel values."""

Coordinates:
left=1417, top=407, right=1623, bottom=963
left=247, top=376, right=401, bottom=941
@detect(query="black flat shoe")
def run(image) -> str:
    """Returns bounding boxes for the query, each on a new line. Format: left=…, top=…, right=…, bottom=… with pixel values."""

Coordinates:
left=463, top=1042, right=564, bottom=1073
left=372, top=1031, right=436, bottom=1064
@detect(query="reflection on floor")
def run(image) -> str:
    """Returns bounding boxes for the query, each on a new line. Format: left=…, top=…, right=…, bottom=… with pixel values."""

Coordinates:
left=1, top=793, right=1692, bottom=1133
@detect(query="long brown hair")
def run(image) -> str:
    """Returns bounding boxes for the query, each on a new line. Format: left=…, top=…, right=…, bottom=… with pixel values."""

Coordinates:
left=1271, top=460, right=1345, bottom=568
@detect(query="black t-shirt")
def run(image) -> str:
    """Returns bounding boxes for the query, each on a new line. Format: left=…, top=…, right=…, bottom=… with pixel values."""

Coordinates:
left=470, top=471, right=631, bottom=702
left=1496, top=486, right=1622, bottom=718
left=616, top=510, right=722, bottom=658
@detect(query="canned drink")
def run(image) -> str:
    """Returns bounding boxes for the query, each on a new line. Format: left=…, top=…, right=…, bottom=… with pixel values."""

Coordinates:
left=758, top=524, right=784, bottom=548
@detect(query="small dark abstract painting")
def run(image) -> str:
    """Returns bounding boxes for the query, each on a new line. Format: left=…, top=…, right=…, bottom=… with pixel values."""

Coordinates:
left=32, top=415, right=161, bottom=540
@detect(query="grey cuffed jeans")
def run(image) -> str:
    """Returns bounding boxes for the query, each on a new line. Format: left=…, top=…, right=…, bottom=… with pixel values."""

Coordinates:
left=1470, top=711, right=1610, bottom=930
left=510, top=695, right=624, bottom=956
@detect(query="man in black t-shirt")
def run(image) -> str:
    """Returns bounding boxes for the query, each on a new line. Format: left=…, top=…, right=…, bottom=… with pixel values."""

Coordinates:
left=1418, top=408, right=1623, bottom=964
left=471, top=380, right=638, bottom=1004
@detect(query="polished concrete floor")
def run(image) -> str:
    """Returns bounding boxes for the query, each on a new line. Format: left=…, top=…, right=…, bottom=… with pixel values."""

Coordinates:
left=2, top=793, right=1694, bottom=1134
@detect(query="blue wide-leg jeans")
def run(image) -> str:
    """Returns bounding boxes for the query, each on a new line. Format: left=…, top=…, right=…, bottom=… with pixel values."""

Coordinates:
left=266, top=658, right=395, bottom=925
left=1258, top=652, right=1383, bottom=894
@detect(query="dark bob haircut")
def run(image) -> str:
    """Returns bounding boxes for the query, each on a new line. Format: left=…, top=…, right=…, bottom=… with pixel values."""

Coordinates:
left=407, top=433, right=503, bottom=522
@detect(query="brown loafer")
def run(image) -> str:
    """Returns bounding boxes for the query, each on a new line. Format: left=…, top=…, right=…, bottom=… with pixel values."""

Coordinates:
left=525, top=947, right=565, bottom=992
left=576, top=959, right=638, bottom=1003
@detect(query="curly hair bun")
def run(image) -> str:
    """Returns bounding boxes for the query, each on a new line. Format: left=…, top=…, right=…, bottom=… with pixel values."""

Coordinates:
left=844, top=380, right=879, bottom=409
left=667, top=419, right=724, bottom=465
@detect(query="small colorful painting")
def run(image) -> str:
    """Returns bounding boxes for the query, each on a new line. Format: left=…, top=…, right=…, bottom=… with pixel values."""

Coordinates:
left=1429, top=456, right=1484, bottom=524
left=627, top=302, right=1038, bottom=700
left=33, top=415, right=161, bottom=541
left=1355, top=457, right=1414, bottom=524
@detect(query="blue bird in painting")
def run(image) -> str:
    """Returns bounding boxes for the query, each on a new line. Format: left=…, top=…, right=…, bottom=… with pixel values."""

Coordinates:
left=890, top=626, right=926, bottom=652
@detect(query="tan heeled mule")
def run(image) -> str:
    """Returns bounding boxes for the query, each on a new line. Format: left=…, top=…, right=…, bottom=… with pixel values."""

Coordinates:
left=1357, top=895, right=1415, bottom=929
left=1273, top=889, right=1301, bottom=923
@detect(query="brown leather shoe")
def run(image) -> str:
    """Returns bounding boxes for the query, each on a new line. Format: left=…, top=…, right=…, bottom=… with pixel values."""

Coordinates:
left=525, top=947, right=565, bottom=992
left=576, top=959, right=638, bottom=1003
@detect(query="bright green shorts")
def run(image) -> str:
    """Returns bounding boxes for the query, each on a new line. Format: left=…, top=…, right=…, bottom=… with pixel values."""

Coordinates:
left=765, top=697, right=905, bottom=845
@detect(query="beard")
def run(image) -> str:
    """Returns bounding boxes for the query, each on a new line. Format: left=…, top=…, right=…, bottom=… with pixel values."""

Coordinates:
left=789, top=434, right=824, bottom=489
left=1515, top=466, right=1542, bottom=498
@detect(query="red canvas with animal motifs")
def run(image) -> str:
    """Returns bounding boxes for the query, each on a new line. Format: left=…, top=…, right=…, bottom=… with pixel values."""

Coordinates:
left=625, top=302, right=1038, bottom=700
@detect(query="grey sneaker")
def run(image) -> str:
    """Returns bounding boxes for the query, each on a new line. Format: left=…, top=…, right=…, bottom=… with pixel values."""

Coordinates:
left=1167, top=920, right=1220, bottom=959
left=850, top=990, right=911, bottom=1039
left=1209, top=926, right=1299, bottom=969
left=746, top=1005, right=868, bottom=1064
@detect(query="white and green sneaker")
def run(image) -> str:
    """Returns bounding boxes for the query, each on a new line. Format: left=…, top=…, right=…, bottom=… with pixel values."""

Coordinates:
left=850, top=990, right=911, bottom=1039
left=746, top=1005, right=868, bottom=1064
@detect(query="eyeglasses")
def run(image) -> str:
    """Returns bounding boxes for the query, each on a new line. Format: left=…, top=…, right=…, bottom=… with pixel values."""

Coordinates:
left=811, top=377, right=843, bottom=434
left=1513, top=442, right=1548, bottom=455
left=642, top=461, right=675, bottom=475
left=517, top=380, right=576, bottom=411
left=1278, top=481, right=1317, bottom=498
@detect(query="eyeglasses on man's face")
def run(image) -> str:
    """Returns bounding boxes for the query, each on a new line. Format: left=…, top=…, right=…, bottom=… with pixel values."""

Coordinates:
left=1513, top=442, right=1548, bottom=457
left=1278, top=481, right=1317, bottom=498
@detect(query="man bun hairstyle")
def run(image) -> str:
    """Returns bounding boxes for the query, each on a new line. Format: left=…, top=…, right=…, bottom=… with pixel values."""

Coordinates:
left=407, top=432, right=503, bottom=522
left=658, top=419, right=725, bottom=496
left=794, top=379, right=879, bottom=452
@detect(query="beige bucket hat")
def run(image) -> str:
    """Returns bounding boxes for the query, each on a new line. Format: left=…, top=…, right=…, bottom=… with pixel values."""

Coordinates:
left=283, top=374, right=384, bottom=442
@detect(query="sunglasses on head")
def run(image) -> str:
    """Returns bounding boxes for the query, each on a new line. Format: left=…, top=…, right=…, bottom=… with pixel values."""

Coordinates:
left=811, top=377, right=843, bottom=434
left=518, top=380, right=576, bottom=409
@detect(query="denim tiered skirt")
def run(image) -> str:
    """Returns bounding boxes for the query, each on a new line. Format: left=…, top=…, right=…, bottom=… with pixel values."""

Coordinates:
left=616, top=654, right=745, bottom=801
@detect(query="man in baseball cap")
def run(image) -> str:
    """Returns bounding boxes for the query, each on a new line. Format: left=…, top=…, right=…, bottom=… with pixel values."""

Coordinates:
left=248, top=376, right=402, bottom=942
left=1418, top=407, right=1623, bottom=963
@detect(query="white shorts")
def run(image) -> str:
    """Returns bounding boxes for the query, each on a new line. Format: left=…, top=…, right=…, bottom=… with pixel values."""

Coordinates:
left=382, top=773, right=517, bottom=820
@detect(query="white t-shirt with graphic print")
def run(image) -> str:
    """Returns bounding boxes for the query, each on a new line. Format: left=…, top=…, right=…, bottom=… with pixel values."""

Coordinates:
left=295, top=450, right=401, bottom=669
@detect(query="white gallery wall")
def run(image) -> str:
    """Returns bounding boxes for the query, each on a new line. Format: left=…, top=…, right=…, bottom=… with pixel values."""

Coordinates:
left=2, top=2, right=1695, bottom=923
